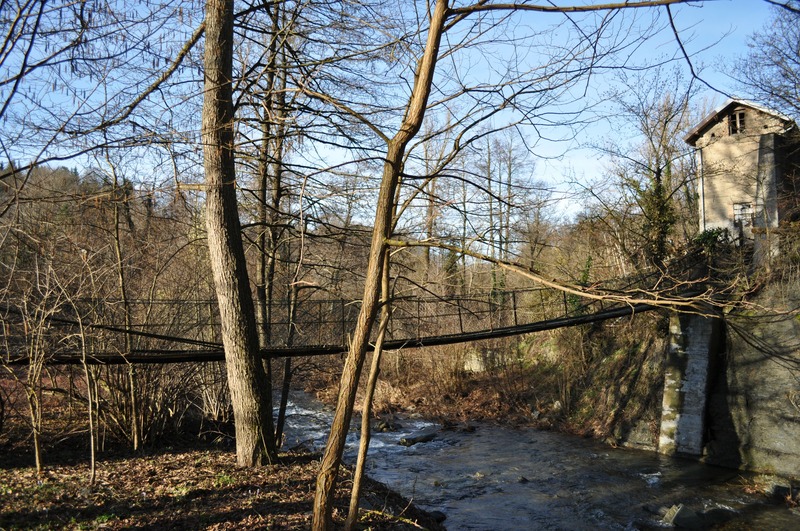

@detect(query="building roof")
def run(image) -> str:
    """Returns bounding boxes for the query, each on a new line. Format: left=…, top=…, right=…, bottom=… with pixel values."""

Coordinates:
left=683, top=98, right=794, bottom=146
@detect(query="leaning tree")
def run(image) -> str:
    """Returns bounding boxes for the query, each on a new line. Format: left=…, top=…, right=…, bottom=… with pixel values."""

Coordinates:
left=308, top=1, right=714, bottom=528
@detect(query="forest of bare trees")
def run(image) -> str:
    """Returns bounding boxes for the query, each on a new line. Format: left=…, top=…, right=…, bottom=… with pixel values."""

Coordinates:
left=2, top=0, right=799, bottom=529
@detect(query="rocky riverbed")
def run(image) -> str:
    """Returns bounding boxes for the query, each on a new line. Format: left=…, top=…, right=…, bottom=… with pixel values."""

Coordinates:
left=284, top=391, right=800, bottom=530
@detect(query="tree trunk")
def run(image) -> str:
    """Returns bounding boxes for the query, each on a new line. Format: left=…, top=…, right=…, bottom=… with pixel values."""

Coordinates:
left=312, top=1, right=449, bottom=528
left=80, top=328, right=97, bottom=485
left=275, top=282, right=298, bottom=445
left=255, top=0, right=285, bottom=351
left=203, top=0, right=277, bottom=467
left=111, top=183, right=139, bottom=450
left=345, top=254, right=392, bottom=531
left=27, top=388, right=42, bottom=475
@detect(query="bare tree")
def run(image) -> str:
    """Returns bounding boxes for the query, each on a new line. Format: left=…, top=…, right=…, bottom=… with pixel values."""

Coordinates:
left=737, top=2, right=800, bottom=119
left=586, top=67, right=699, bottom=272
left=344, top=253, right=393, bottom=530
left=0, top=1, right=204, bottom=177
left=12, top=261, right=65, bottom=474
left=312, top=2, right=450, bottom=523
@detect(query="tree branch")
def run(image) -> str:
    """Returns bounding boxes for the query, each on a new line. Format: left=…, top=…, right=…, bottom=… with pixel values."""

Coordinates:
left=450, top=0, right=696, bottom=16
left=386, top=237, right=716, bottom=311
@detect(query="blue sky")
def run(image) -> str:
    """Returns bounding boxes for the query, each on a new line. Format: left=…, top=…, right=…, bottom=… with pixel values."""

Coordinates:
left=2, top=0, right=776, bottom=223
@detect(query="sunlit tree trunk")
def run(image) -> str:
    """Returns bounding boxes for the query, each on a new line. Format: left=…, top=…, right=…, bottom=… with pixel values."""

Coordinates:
left=77, top=319, right=97, bottom=485
left=312, top=1, right=449, bottom=527
left=110, top=169, right=139, bottom=451
left=345, top=249, right=392, bottom=531
left=203, top=0, right=277, bottom=467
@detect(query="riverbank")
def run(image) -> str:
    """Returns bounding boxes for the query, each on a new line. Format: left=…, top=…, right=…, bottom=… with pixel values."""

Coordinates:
left=0, top=436, right=445, bottom=530
left=305, top=313, right=669, bottom=447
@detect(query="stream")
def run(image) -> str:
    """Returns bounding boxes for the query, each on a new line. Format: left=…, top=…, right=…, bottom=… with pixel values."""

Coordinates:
left=281, top=392, right=800, bottom=530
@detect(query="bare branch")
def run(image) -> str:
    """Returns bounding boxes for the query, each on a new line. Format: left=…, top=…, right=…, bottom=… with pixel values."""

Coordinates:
left=765, top=0, right=800, bottom=15
left=450, top=0, right=697, bottom=16
left=386, top=237, right=715, bottom=312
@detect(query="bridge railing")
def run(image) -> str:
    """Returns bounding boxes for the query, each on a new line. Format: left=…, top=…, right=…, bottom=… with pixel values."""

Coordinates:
left=269, top=287, right=605, bottom=347
left=1, top=286, right=611, bottom=363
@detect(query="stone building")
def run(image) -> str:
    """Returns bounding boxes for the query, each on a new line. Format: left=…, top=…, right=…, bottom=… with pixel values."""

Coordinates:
left=684, top=99, right=798, bottom=255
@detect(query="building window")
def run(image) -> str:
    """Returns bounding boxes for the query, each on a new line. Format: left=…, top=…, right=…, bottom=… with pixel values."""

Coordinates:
left=728, top=111, right=746, bottom=135
left=733, top=202, right=753, bottom=227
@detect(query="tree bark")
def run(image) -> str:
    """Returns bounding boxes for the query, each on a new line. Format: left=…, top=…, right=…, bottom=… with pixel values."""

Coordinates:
left=312, top=1, right=450, bottom=528
left=345, top=253, right=392, bottom=531
left=203, top=0, right=277, bottom=467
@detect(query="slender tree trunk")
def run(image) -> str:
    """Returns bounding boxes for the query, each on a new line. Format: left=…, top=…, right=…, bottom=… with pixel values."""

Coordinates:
left=256, top=125, right=272, bottom=348
left=80, top=333, right=96, bottom=485
left=203, top=0, right=277, bottom=467
left=312, top=1, right=449, bottom=527
left=460, top=175, right=468, bottom=294
left=275, top=282, right=297, bottom=445
left=275, top=356, right=292, bottom=446
left=255, top=4, right=288, bottom=444
left=312, top=159, right=394, bottom=529
left=111, top=184, right=139, bottom=450
left=256, top=0, right=285, bottom=350
left=27, top=388, right=42, bottom=474
left=345, top=254, right=392, bottom=531
left=503, top=150, right=512, bottom=263
left=26, top=322, right=45, bottom=475
left=486, top=141, right=500, bottom=296
left=422, top=137, right=438, bottom=283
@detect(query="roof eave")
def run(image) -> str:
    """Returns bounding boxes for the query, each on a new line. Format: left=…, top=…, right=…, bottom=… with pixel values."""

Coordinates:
left=683, top=99, right=795, bottom=147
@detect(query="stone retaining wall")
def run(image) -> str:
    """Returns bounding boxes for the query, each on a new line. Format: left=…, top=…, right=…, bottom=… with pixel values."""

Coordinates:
left=704, top=282, right=800, bottom=478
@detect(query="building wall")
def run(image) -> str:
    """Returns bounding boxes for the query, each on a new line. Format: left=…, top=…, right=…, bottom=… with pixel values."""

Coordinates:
left=695, top=107, right=786, bottom=238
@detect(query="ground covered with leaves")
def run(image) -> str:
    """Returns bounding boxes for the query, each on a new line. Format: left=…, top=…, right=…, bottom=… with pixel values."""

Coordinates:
left=0, top=440, right=445, bottom=530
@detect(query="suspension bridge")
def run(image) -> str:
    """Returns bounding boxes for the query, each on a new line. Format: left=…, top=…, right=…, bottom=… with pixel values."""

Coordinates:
left=2, top=279, right=681, bottom=366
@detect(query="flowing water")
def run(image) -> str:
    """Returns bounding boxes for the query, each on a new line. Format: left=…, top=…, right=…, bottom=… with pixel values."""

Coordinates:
left=282, top=393, right=800, bottom=530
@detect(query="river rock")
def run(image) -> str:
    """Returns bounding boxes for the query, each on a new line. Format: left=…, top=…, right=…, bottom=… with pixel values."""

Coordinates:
left=766, top=478, right=800, bottom=503
left=442, top=420, right=475, bottom=433
left=642, top=504, right=669, bottom=516
left=662, top=504, right=703, bottom=529
left=428, top=510, right=447, bottom=523
left=399, top=429, right=437, bottom=446
left=699, top=507, right=737, bottom=527
left=373, top=416, right=402, bottom=433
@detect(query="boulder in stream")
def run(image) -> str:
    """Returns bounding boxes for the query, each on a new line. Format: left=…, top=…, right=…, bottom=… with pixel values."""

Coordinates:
left=663, top=504, right=702, bottom=528
left=661, top=503, right=738, bottom=529
left=399, top=429, right=437, bottom=446
left=373, top=416, right=402, bottom=433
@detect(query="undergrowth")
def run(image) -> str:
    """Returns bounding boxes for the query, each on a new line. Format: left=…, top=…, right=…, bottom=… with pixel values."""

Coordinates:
left=343, top=312, right=669, bottom=447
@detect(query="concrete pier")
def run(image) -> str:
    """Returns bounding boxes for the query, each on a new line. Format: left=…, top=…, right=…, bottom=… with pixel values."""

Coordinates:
left=658, top=313, right=719, bottom=456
